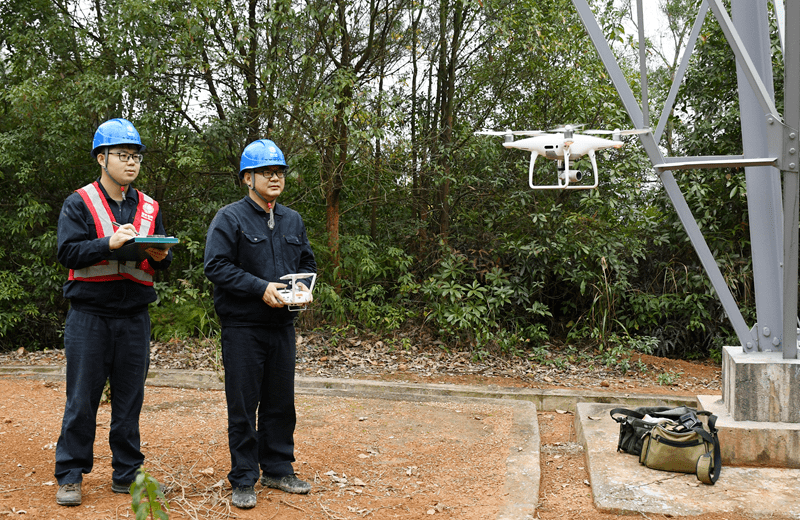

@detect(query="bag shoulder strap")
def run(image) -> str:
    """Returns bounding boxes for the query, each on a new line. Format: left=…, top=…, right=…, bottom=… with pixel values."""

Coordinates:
left=686, top=413, right=721, bottom=484
left=609, top=408, right=646, bottom=423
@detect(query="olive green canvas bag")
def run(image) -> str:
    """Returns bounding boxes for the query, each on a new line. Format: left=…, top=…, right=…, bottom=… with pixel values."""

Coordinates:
left=638, top=410, right=721, bottom=485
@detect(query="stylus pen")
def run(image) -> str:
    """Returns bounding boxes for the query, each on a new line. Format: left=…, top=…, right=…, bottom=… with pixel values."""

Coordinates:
left=112, top=221, right=141, bottom=236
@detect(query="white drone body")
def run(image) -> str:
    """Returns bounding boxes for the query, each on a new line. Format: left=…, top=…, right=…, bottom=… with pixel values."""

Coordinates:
left=476, top=125, right=649, bottom=190
left=278, top=273, right=317, bottom=311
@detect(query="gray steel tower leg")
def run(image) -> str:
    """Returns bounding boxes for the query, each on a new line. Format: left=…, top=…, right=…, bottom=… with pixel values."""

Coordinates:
left=733, top=0, right=783, bottom=352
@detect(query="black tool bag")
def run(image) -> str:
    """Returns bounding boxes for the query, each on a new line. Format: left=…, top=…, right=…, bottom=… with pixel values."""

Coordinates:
left=610, top=406, right=710, bottom=456
left=611, top=406, right=721, bottom=485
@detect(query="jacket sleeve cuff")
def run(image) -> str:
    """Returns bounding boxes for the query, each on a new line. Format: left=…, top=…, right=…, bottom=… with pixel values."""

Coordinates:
left=254, top=279, right=270, bottom=298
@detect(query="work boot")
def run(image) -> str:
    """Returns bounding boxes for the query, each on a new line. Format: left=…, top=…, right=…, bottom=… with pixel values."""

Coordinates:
left=56, top=482, right=82, bottom=506
left=231, top=486, right=257, bottom=509
left=261, top=473, right=311, bottom=494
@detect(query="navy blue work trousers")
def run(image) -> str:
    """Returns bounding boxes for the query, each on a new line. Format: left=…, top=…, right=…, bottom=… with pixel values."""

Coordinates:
left=54, top=308, right=151, bottom=485
left=222, top=324, right=297, bottom=488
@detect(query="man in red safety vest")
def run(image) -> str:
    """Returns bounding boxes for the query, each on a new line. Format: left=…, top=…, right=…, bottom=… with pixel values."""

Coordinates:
left=54, top=118, right=173, bottom=507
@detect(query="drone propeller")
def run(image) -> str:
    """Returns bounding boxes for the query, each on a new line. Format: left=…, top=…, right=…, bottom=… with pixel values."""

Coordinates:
left=475, top=129, right=548, bottom=143
left=548, top=124, right=586, bottom=133
left=475, top=130, right=547, bottom=136
left=583, top=127, right=651, bottom=139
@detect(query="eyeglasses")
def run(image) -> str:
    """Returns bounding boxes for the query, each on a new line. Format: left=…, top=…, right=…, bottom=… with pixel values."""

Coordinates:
left=255, top=168, right=286, bottom=179
left=109, top=152, right=144, bottom=164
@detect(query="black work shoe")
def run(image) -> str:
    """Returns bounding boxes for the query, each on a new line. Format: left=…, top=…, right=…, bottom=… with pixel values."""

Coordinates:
left=111, top=481, right=132, bottom=494
left=56, top=482, right=82, bottom=506
left=231, top=486, right=257, bottom=509
left=261, top=474, right=311, bottom=494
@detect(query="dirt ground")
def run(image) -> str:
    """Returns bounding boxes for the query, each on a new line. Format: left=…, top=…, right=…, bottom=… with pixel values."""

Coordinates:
left=0, top=377, right=522, bottom=519
left=0, top=340, right=767, bottom=519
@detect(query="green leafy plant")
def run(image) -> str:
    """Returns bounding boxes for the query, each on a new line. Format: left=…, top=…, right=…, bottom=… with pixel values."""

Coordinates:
left=130, top=467, right=168, bottom=520
left=101, top=378, right=111, bottom=404
left=657, top=370, right=683, bottom=386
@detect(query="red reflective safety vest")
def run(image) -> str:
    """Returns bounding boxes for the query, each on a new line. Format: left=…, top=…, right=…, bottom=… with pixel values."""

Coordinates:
left=68, top=182, right=158, bottom=286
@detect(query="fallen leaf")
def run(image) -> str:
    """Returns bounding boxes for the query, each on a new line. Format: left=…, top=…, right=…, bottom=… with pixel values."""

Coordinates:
left=198, top=467, right=215, bottom=476
left=353, top=477, right=366, bottom=486
left=555, top=409, right=569, bottom=414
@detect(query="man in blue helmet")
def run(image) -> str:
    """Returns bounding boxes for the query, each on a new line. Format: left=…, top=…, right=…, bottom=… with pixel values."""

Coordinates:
left=54, top=118, right=173, bottom=506
left=204, top=139, right=316, bottom=509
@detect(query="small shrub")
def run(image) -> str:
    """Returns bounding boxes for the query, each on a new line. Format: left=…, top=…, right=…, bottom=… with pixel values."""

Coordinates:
left=130, top=467, right=168, bottom=519
left=657, top=370, right=683, bottom=386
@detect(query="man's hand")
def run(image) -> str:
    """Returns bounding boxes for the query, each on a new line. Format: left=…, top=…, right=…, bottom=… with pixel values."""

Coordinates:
left=109, top=223, right=138, bottom=250
left=262, top=282, right=288, bottom=308
left=295, top=282, right=314, bottom=303
left=144, top=247, right=169, bottom=262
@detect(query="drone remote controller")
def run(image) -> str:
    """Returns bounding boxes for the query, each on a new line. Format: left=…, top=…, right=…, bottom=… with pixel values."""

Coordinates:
left=278, top=273, right=317, bottom=311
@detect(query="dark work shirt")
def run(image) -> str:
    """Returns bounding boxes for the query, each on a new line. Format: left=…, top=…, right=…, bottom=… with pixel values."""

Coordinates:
left=57, top=180, right=172, bottom=316
left=204, top=196, right=316, bottom=328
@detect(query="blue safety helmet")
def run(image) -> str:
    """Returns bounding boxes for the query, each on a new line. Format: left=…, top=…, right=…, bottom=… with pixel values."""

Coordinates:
left=239, top=139, right=287, bottom=179
left=91, top=118, right=146, bottom=157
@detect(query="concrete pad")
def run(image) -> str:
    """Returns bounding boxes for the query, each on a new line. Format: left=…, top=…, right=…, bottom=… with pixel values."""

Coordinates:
left=699, top=394, right=800, bottom=468
left=0, top=365, right=702, bottom=410
left=293, top=375, right=699, bottom=411
left=576, top=402, right=800, bottom=518
left=722, top=346, right=800, bottom=422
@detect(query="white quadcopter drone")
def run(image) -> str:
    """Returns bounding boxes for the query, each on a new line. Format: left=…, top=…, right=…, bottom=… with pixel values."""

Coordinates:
left=278, top=273, right=317, bottom=311
left=476, top=125, right=650, bottom=190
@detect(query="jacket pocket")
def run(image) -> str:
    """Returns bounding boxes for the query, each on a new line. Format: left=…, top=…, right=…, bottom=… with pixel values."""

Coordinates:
left=242, top=231, right=269, bottom=245
left=240, top=232, right=270, bottom=271
left=283, top=234, right=303, bottom=270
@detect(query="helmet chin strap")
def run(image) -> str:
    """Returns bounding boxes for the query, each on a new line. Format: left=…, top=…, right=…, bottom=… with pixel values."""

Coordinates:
left=248, top=175, right=275, bottom=229
left=103, top=147, right=128, bottom=201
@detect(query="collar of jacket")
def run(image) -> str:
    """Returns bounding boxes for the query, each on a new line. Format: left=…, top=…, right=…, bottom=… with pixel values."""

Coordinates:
left=94, top=177, right=140, bottom=204
left=243, top=195, right=284, bottom=216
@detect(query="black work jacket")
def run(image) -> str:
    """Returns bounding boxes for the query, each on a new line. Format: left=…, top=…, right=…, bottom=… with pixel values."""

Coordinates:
left=57, top=180, right=172, bottom=316
left=204, top=197, right=316, bottom=327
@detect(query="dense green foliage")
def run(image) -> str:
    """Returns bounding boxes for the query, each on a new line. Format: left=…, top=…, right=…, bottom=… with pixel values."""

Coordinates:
left=0, top=0, right=781, bottom=360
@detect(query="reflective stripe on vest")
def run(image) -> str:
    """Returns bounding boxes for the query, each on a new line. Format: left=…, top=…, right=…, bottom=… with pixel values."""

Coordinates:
left=69, top=182, right=158, bottom=286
